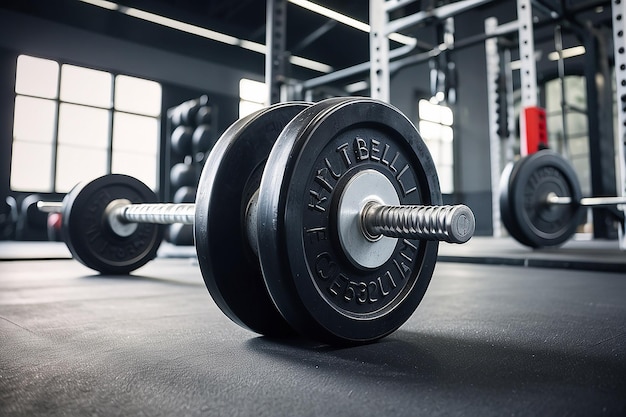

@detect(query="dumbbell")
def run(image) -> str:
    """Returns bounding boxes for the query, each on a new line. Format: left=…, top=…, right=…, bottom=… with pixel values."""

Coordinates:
left=38, top=97, right=475, bottom=344
left=499, top=149, right=626, bottom=248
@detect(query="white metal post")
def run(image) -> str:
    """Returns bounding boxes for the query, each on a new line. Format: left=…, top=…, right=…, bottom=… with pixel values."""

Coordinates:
left=612, top=0, right=626, bottom=249
left=265, top=0, right=287, bottom=105
left=504, top=48, right=516, bottom=163
left=370, top=0, right=390, bottom=102
left=517, top=0, right=537, bottom=156
left=485, top=17, right=502, bottom=237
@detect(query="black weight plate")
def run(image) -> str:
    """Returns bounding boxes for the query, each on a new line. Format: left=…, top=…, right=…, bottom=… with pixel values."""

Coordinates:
left=505, top=150, right=583, bottom=248
left=257, top=97, right=441, bottom=344
left=499, top=158, right=535, bottom=247
left=61, top=174, right=164, bottom=274
left=194, top=101, right=312, bottom=338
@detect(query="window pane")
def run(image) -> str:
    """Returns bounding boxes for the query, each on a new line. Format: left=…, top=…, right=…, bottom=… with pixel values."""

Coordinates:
left=419, top=122, right=453, bottom=143
left=564, top=76, right=586, bottom=108
left=439, top=167, right=454, bottom=194
left=439, top=138, right=454, bottom=165
left=13, top=96, right=56, bottom=143
left=239, top=100, right=264, bottom=118
left=569, top=136, right=589, bottom=156
left=419, top=118, right=454, bottom=193
left=111, top=112, right=158, bottom=190
left=545, top=80, right=561, bottom=113
left=571, top=156, right=591, bottom=196
left=419, top=120, right=442, bottom=141
left=239, top=78, right=266, bottom=103
left=111, top=152, right=157, bottom=190
left=440, top=125, right=453, bottom=142
left=423, top=138, right=440, bottom=164
left=567, top=112, right=588, bottom=137
left=15, top=55, right=59, bottom=99
left=419, top=100, right=453, bottom=125
left=55, top=145, right=108, bottom=192
left=112, top=112, right=159, bottom=154
left=60, top=64, right=112, bottom=107
left=547, top=114, right=561, bottom=140
left=440, top=108, right=453, bottom=127
left=58, top=103, right=110, bottom=148
left=10, top=141, right=53, bottom=192
left=546, top=77, right=587, bottom=114
left=115, top=75, right=161, bottom=116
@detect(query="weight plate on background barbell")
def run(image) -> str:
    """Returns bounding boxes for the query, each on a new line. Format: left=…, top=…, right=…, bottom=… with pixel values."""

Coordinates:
left=61, top=174, right=164, bottom=274
left=256, top=97, right=441, bottom=344
left=194, top=101, right=312, bottom=339
left=500, top=150, right=583, bottom=248
left=499, top=158, right=536, bottom=247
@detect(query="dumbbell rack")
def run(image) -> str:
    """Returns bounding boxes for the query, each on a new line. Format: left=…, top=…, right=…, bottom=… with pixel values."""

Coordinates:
left=164, top=96, right=218, bottom=245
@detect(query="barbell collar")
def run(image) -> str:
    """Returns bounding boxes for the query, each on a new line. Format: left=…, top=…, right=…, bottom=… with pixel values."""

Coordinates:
left=545, top=193, right=572, bottom=205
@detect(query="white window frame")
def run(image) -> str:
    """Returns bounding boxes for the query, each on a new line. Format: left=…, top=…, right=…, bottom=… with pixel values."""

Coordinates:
left=11, top=54, right=162, bottom=192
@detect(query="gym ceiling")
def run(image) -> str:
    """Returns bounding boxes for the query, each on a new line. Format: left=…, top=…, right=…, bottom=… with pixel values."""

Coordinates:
left=2, top=0, right=615, bottom=87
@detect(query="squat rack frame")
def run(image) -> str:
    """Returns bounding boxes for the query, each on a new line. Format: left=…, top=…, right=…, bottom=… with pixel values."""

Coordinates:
left=282, top=0, right=625, bottom=246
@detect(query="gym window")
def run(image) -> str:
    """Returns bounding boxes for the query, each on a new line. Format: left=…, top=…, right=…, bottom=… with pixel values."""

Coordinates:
left=544, top=75, right=590, bottom=196
left=418, top=99, right=454, bottom=194
left=11, top=54, right=162, bottom=193
left=239, top=78, right=266, bottom=118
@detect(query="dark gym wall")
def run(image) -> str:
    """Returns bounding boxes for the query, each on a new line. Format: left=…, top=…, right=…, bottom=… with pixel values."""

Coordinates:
left=0, top=9, right=260, bottom=97
left=450, top=41, right=492, bottom=236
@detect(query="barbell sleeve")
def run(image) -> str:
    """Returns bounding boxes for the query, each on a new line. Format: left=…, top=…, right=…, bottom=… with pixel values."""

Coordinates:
left=580, top=197, right=626, bottom=207
left=36, top=201, right=64, bottom=213
left=362, top=203, right=475, bottom=244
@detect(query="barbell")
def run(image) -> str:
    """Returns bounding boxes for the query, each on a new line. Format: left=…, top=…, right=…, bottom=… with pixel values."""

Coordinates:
left=38, top=97, right=476, bottom=344
left=499, top=149, right=626, bottom=248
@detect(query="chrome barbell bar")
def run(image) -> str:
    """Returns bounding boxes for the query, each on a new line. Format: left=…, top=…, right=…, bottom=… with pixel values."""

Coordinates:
left=546, top=192, right=626, bottom=207
left=38, top=198, right=475, bottom=244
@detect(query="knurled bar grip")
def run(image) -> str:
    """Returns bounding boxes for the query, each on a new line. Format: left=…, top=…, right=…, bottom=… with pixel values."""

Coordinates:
left=38, top=199, right=475, bottom=243
left=362, top=203, right=475, bottom=244
left=117, top=203, right=195, bottom=225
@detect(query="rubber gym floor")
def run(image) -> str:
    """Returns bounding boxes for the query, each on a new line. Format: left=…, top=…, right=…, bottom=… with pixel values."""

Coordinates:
left=1, top=237, right=625, bottom=417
